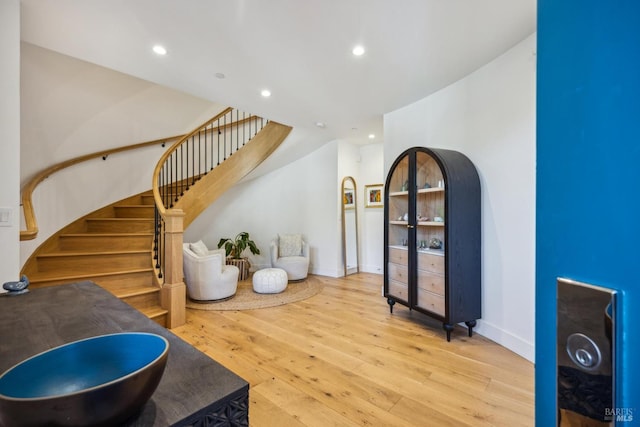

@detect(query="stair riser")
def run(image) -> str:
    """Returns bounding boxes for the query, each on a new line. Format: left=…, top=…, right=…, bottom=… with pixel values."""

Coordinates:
left=28, top=270, right=155, bottom=289
left=114, top=206, right=155, bottom=218
left=86, top=220, right=154, bottom=233
left=121, top=291, right=161, bottom=310
left=36, top=253, right=151, bottom=273
left=93, top=271, right=156, bottom=291
left=140, top=195, right=156, bottom=206
left=59, top=235, right=153, bottom=251
left=150, top=315, right=167, bottom=327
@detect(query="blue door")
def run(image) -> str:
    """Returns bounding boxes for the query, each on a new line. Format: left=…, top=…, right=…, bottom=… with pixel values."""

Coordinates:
left=537, top=1, right=640, bottom=425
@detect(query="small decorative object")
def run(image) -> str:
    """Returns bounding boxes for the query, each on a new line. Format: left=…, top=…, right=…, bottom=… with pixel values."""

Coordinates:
left=434, top=216, right=444, bottom=222
left=429, top=238, right=443, bottom=249
left=2, top=275, right=29, bottom=296
left=401, top=180, right=409, bottom=192
left=218, top=232, right=261, bottom=280
left=365, top=184, right=384, bottom=208
left=398, top=216, right=403, bottom=221
left=437, top=180, right=444, bottom=188
left=402, top=239, right=408, bottom=247
left=417, top=214, right=429, bottom=221
left=403, top=213, right=409, bottom=221
left=419, top=240, right=427, bottom=249
left=423, top=182, right=431, bottom=189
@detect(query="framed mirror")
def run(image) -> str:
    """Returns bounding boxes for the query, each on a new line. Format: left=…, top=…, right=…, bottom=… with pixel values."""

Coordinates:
left=341, top=176, right=360, bottom=276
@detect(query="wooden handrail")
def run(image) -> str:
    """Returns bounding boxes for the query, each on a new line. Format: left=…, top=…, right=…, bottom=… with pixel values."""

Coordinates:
left=152, top=106, right=241, bottom=216
left=152, top=107, right=233, bottom=216
left=20, top=134, right=184, bottom=241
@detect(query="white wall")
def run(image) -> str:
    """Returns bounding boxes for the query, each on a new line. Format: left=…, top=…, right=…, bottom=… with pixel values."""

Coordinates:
left=384, top=34, right=536, bottom=361
left=359, top=143, right=384, bottom=274
left=0, top=0, right=21, bottom=289
left=19, top=44, right=224, bottom=266
left=185, top=140, right=341, bottom=277
left=20, top=43, right=224, bottom=187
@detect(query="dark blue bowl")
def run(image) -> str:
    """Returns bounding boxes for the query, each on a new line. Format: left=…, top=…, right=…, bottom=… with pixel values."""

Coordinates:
left=0, top=332, right=169, bottom=427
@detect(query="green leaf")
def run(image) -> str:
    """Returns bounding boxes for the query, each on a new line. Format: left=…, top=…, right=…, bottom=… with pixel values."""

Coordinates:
left=248, top=241, right=261, bottom=255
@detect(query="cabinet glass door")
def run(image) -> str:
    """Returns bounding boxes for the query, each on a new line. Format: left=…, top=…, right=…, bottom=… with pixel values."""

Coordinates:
left=414, top=151, right=446, bottom=316
left=386, top=154, right=410, bottom=304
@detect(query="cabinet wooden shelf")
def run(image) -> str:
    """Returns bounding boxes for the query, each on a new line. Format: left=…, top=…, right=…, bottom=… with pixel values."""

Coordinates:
left=384, top=147, right=481, bottom=341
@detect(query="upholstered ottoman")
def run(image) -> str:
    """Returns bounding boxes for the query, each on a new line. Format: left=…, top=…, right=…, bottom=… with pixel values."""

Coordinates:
left=252, top=268, right=288, bottom=294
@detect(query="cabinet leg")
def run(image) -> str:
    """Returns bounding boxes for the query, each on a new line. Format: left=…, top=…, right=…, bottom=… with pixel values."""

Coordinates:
left=443, top=323, right=454, bottom=342
left=465, top=320, right=477, bottom=337
left=387, top=298, right=395, bottom=314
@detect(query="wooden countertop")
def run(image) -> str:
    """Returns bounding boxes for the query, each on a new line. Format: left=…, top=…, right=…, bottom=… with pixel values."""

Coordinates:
left=0, top=281, right=249, bottom=426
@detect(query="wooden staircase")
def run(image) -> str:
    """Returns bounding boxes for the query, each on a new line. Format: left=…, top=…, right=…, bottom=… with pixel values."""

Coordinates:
left=21, top=191, right=168, bottom=326
left=21, top=108, right=293, bottom=329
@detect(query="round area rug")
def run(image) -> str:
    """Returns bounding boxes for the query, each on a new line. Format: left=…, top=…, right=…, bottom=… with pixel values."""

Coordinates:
left=186, top=275, right=324, bottom=311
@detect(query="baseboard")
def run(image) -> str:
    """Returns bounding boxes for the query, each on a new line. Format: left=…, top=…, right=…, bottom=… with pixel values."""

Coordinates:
left=310, top=266, right=340, bottom=278
left=473, top=320, right=535, bottom=362
left=360, top=264, right=383, bottom=274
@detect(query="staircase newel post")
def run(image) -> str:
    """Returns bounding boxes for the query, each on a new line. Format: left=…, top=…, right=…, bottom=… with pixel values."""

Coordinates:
left=161, top=208, right=186, bottom=328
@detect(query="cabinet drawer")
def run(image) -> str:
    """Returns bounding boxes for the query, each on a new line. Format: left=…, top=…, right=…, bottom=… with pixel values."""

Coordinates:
left=388, top=262, right=409, bottom=285
left=417, top=270, right=444, bottom=295
left=418, top=252, right=444, bottom=274
left=417, top=289, right=445, bottom=316
left=389, top=247, right=408, bottom=265
left=388, top=280, right=409, bottom=302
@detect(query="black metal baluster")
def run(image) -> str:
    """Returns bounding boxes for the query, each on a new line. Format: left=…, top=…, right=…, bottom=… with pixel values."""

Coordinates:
left=204, top=124, right=208, bottom=174
left=158, top=218, right=164, bottom=279
left=224, top=113, right=228, bottom=158
left=168, top=154, right=173, bottom=207
left=173, top=151, right=179, bottom=204
left=198, top=129, right=202, bottom=180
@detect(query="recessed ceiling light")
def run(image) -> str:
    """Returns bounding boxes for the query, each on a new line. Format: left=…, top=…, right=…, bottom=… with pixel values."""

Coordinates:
left=215, top=72, right=226, bottom=79
left=352, top=45, right=365, bottom=56
left=368, top=134, right=375, bottom=139
left=152, top=45, right=167, bottom=55
left=261, top=89, right=271, bottom=98
left=315, top=122, right=326, bottom=128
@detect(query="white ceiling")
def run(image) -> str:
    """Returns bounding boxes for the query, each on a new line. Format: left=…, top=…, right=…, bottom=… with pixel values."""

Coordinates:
left=20, top=0, right=536, bottom=148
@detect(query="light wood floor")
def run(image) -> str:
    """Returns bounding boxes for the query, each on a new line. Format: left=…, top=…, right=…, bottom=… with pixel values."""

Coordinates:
left=171, top=273, right=534, bottom=426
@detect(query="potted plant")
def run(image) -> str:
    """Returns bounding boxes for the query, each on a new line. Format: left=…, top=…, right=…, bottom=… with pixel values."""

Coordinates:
left=217, top=232, right=260, bottom=280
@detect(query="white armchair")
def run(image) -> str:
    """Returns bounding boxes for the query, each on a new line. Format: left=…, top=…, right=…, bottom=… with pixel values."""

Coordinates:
left=183, top=242, right=239, bottom=301
left=270, top=234, right=310, bottom=281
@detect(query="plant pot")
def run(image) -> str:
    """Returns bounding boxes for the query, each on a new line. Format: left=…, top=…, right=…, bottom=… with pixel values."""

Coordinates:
left=226, top=257, right=250, bottom=281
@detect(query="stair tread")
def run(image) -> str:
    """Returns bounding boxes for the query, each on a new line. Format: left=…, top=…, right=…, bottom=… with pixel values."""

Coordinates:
left=109, top=285, right=160, bottom=299
left=28, top=268, right=155, bottom=283
left=61, top=232, right=153, bottom=237
left=139, top=306, right=169, bottom=319
left=37, top=249, right=152, bottom=257
left=86, top=217, right=153, bottom=221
